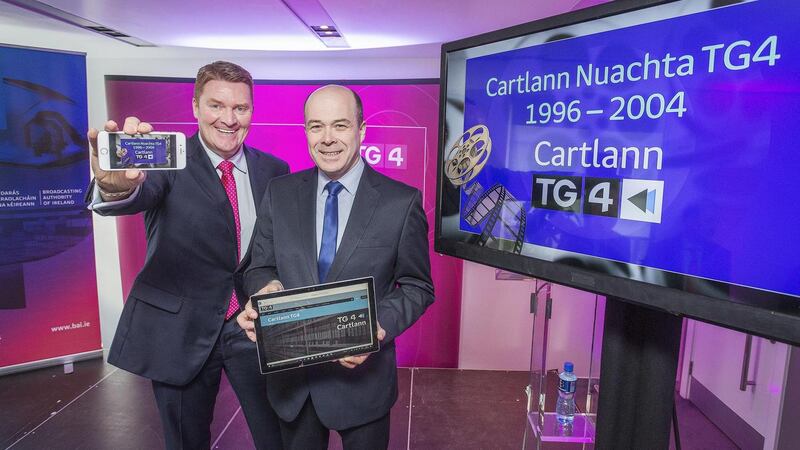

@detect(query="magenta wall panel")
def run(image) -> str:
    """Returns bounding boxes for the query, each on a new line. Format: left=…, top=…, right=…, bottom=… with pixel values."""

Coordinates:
left=105, top=78, right=461, bottom=367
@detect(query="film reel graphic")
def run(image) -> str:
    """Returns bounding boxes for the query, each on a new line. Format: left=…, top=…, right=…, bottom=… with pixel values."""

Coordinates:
left=444, top=124, right=492, bottom=187
left=444, top=124, right=526, bottom=254
left=463, top=182, right=526, bottom=255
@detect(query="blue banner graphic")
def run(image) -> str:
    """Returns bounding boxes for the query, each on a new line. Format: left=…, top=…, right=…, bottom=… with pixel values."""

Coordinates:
left=0, top=45, right=100, bottom=369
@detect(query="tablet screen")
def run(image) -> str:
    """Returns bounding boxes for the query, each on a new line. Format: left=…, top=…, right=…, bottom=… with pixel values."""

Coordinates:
left=252, top=277, right=379, bottom=373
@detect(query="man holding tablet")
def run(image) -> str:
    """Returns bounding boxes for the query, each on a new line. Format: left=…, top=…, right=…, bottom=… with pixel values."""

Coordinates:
left=238, top=84, right=434, bottom=449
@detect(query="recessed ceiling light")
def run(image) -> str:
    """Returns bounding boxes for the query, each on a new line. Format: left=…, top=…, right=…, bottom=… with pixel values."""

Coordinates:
left=310, top=25, right=337, bottom=33
left=281, top=0, right=349, bottom=48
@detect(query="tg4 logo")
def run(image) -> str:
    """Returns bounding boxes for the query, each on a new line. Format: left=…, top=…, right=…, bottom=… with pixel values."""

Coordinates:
left=532, top=175, right=664, bottom=223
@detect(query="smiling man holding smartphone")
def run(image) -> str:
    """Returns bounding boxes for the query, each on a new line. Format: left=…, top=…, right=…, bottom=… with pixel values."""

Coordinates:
left=86, top=61, right=288, bottom=449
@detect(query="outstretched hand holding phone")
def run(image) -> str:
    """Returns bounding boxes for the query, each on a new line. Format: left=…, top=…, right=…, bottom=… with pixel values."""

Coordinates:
left=87, top=117, right=150, bottom=202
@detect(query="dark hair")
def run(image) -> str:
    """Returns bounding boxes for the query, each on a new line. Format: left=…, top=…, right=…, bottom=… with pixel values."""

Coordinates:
left=304, top=85, right=364, bottom=125
left=194, top=61, right=253, bottom=100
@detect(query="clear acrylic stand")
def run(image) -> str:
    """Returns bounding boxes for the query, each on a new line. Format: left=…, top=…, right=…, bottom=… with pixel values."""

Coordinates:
left=522, top=280, right=604, bottom=449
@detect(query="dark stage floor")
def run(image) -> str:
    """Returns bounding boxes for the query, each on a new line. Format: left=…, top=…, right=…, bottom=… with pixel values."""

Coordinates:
left=1, top=358, right=736, bottom=449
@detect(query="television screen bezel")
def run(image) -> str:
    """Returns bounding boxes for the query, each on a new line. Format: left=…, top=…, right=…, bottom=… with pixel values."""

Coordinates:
left=434, top=0, right=800, bottom=345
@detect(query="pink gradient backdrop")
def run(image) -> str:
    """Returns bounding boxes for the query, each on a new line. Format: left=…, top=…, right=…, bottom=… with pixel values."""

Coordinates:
left=106, top=78, right=461, bottom=368
left=0, top=238, right=101, bottom=367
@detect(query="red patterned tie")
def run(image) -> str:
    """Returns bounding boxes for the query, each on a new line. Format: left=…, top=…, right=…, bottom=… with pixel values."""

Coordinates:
left=218, top=160, right=241, bottom=319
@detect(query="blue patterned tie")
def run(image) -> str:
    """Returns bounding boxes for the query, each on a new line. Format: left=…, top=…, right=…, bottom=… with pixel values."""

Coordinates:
left=318, top=181, right=344, bottom=283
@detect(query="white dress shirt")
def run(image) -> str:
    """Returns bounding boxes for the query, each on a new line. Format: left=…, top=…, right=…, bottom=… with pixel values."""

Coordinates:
left=89, top=136, right=257, bottom=262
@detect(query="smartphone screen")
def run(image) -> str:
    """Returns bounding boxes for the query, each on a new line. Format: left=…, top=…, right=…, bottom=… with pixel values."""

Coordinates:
left=106, top=133, right=181, bottom=169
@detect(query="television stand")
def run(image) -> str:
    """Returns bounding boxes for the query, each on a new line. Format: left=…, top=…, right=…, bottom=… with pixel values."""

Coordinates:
left=595, top=297, right=682, bottom=449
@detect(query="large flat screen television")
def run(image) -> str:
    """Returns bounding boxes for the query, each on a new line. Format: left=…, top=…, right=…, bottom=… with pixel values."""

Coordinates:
left=435, top=0, right=800, bottom=344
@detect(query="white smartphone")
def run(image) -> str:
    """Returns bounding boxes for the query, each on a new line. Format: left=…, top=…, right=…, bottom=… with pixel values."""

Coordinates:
left=97, top=131, right=186, bottom=170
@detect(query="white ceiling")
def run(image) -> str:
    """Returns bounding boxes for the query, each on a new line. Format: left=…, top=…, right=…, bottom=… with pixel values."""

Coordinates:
left=6, top=0, right=607, bottom=54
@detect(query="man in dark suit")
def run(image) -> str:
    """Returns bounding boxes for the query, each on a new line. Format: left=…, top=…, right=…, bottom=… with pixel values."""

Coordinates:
left=237, top=84, right=434, bottom=449
left=87, top=61, right=287, bottom=449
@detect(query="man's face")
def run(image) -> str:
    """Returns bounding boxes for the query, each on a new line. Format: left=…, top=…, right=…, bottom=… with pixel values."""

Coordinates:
left=304, top=86, right=365, bottom=180
left=192, top=79, right=252, bottom=159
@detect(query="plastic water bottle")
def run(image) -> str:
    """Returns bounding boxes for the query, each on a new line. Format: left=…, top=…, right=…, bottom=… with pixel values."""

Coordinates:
left=556, top=361, right=577, bottom=424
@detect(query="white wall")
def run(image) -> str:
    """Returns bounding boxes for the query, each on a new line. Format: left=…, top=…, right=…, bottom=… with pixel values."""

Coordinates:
left=457, top=262, right=536, bottom=371
left=682, top=320, right=790, bottom=449
left=457, top=261, right=604, bottom=375
left=0, top=2, right=439, bottom=350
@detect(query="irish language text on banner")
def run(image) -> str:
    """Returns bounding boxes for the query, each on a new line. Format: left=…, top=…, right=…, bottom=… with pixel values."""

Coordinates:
left=0, top=45, right=100, bottom=371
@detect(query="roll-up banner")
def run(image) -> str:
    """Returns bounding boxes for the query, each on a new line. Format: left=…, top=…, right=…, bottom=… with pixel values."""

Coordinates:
left=0, top=45, right=101, bottom=374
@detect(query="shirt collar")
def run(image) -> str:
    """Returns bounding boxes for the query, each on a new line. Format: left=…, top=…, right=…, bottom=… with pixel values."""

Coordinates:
left=199, top=134, right=248, bottom=174
left=317, top=157, right=365, bottom=197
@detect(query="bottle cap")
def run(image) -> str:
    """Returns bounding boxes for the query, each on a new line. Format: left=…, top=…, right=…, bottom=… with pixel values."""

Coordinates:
left=564, top=361, right=574, bottom=373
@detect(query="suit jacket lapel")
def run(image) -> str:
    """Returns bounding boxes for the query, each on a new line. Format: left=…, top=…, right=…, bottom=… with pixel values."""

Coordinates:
left=186, top=134, right=236, bottom=240
left=236, top=146, right=268, bottom=264
left=298, top=169, right=320, bottom=284
left=326, top=166, right=380, bottom=283
left=244, top=146, right=269, bottom=202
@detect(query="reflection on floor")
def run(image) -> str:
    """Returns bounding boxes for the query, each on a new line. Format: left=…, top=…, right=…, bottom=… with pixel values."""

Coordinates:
left=1, top=358, right=737, bottom=449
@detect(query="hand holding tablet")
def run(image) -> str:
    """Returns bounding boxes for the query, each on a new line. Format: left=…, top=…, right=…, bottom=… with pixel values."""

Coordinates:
left=249, top=277, right=381, bottom=373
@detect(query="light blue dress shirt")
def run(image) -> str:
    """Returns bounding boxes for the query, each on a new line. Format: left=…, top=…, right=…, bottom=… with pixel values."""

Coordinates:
left=315, top=157, right=365, bottom=257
